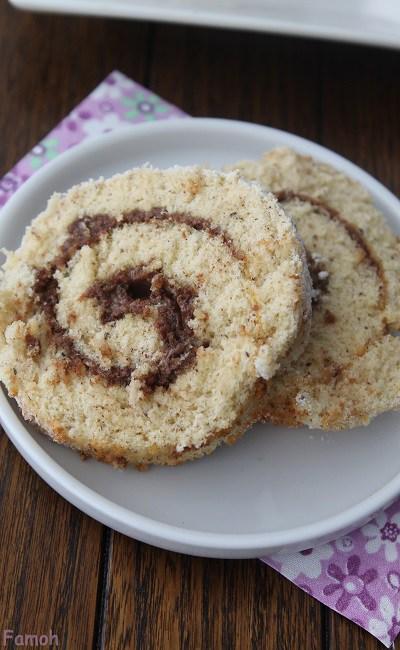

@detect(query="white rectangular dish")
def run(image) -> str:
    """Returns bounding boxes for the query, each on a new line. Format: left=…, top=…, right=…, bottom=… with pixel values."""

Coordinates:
left=10, top=0, right=400, bottom=50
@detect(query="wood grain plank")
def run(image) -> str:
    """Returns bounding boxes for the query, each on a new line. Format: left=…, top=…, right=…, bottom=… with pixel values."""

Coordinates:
left=327, top=610, right=384, bottom=650
left=102, top=534, right=322, bottom=650
left=0, top=432, right=103, bottom=648
left=149, top=24, right=322, bottom=140
left=319, top=40, right=400, bottom=195
left=0, top=0, right=150, bottom=174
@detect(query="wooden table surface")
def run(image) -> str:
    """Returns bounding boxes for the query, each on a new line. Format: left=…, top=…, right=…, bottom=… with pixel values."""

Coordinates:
left=1, top=1, right=399, bottom=648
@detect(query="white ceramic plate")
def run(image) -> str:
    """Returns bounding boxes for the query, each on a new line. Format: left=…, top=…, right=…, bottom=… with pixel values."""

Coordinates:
left=10, top=0, right=400, bottom=50
left=1, top=118, right=400, bottom=559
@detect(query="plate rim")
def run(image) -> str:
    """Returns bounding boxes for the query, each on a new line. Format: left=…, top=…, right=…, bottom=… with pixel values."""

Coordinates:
left=1, top=117, right=399, bottom=558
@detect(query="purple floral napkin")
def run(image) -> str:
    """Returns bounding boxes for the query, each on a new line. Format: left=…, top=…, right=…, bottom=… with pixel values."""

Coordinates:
left=1, top=70, right=399, bottom=647
left=0, top=71, right=185, bottom=208
left=262, top=505, right=400, bottom=647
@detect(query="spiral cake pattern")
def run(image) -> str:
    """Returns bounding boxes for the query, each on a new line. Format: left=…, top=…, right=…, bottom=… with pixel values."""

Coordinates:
left=229, top=148, right=400, bottom=429
left=0, top=166, right=310, bottom=466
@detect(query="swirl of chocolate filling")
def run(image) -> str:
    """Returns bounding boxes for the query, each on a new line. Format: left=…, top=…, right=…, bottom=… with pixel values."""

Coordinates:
left=32, top=209, right=239, bottom=392
left=274, top=190, right=386, bottom=309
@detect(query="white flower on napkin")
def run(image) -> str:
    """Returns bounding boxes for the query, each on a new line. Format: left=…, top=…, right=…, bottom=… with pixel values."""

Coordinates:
left=91, top=72, right=132, bottom=100
left=92, top=84, right=122, bottom=100
left=335, top=535, right=354, bottom=553
left=81, top=114, right=122, bottom=137
left=271, top=544, right=334, bottom=580
left=362, top=512, right=400, bottom=562
left=368, top=596, right=400, bottom=647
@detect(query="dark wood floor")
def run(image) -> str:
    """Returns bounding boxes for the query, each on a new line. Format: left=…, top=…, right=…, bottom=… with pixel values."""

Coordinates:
left=1, top=1, right=399, bottom=647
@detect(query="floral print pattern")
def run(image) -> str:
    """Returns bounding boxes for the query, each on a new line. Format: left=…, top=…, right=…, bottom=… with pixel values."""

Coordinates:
left=264, top=499, right=400, bottom=647
left=323, top=556, right=377, bottom=612
left=335, top=535, right=355, bottom=553
left=271, top=545, right=333, bottom=580
left=387, top=571, right=400, bottom=593
left=362, top=512, right=400, bottom=561
left=29, top=138, right=59, bottom=170
left=369, top=596, right=400, bottom=646
left=0, top=71, right=184, bottom=209
left=122, top=91, right=169, bottom=121
left=1, top=69, right=400, bottom=649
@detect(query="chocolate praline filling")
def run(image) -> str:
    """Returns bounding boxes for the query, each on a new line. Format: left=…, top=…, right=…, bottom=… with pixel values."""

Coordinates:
left=83, top=268, right=200, bottom=393
left=274, top=189, right=386, bottom=308
left=31, top=208, right=234, bottom=391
